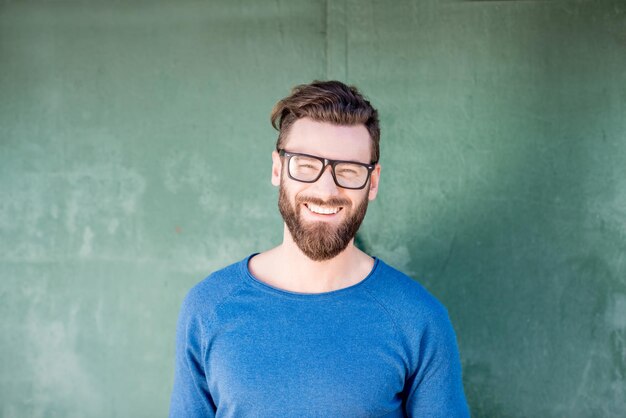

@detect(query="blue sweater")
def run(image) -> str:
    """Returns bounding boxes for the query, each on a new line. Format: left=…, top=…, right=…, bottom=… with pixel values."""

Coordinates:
left=169, top=255, right=469, bottom=417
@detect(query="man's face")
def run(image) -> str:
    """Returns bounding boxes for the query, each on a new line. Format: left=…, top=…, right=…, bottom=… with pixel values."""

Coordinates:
left=272, top=118, right=381, bottom=261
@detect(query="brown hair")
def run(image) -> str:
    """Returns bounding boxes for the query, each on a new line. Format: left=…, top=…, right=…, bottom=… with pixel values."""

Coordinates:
left=271, top=80, right=380, bottom=162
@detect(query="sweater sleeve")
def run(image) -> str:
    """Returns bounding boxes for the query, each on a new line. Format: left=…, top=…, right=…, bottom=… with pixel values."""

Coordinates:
left=403, top=310, right=470, bottom=417
left=169, top=291, right=216, bottom=418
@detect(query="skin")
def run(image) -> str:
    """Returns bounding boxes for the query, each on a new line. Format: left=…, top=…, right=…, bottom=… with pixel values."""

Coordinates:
left=248, top=117, right=382, bottom=293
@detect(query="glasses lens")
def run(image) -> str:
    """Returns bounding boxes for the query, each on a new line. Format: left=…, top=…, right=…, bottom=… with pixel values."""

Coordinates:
left=288, top=155, right=324, bottom=181
left=334, top=162, right=369, bottom=188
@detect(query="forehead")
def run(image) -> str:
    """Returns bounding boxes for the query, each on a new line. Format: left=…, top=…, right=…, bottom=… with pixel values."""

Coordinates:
left=283, top=117, right=372, bottom=163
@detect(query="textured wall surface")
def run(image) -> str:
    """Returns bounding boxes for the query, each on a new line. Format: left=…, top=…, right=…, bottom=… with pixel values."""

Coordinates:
left=1, top=1, right=625, bottom=417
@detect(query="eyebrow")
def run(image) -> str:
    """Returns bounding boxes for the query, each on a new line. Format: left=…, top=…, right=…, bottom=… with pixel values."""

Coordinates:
left=283, top=149, right=374, bottom=165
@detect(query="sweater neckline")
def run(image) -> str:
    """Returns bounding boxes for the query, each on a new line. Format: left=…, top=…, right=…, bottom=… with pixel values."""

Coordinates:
left=241, top=253, right=382, bottom=299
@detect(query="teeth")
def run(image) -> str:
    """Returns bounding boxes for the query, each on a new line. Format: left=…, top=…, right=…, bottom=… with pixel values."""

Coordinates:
left=306, top=203, right=340, bottom=215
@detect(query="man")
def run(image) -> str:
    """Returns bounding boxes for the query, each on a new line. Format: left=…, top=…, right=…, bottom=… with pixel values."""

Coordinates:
left=169, top=81, right=469, bottom=417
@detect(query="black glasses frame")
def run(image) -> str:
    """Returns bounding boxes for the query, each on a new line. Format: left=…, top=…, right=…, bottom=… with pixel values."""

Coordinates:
left=278, top=149, right=377, bottom=190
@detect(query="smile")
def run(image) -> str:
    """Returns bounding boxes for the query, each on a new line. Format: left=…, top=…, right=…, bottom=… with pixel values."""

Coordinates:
left=304, top=203, right=342, bottom=215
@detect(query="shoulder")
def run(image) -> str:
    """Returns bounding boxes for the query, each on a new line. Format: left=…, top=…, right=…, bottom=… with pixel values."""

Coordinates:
left=368, top=260, right=448, bottom=315
left=179, top=256, right=248, bottom=321
left=364, top=259, right=462, bottom=370
left=364, top=259, right=452, bottom=332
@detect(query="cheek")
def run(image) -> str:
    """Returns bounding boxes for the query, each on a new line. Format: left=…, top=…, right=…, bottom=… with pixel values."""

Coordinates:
left=353, top=189, right=370, bottom=206
left=292, top=189, right=308, bottom=209
left=279, top=180, right=302, bottom=206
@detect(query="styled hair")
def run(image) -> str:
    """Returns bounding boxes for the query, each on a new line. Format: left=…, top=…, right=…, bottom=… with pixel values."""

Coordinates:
left=270, top=80, right=380, bottom=162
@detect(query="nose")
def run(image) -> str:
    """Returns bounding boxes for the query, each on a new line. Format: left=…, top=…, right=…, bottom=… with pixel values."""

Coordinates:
left=311, top=165, right=340, bottom=198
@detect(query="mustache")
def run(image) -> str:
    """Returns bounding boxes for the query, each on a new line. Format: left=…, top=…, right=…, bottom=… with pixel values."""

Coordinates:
left=295, top=195, right=351, bottom=207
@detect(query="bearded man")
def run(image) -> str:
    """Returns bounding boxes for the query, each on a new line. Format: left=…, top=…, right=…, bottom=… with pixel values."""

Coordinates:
left=169, top=81, right=469, bottom=417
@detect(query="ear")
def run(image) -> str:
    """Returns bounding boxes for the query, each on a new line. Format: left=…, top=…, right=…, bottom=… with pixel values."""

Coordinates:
left=271, top=150, right=282, bottom=187
left=368, top=164, right=381, bottom=201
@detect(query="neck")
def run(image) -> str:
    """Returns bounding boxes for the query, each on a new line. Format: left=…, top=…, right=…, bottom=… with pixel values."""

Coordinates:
left=273, top=224, right=372, bottom=293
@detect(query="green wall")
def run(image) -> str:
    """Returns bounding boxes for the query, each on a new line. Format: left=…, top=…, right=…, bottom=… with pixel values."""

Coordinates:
left=1, top=1, right=625, bottom=416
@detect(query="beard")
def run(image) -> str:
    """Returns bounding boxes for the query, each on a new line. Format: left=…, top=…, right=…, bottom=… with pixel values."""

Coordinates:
left=278, top=177, right=369, bottom=261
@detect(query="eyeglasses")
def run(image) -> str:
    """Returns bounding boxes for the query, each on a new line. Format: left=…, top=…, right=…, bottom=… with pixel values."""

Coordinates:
left=278, top=149, right=377, bottom=190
